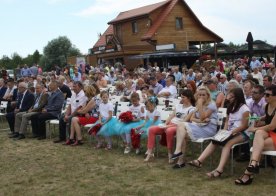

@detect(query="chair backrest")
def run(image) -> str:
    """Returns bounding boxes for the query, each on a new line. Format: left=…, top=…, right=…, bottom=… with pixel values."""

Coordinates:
left=160, top=108, right=174, bottom=122
left=0, top=101, right=8, bottom=109
left=158, top=97, right=166, bottom=106
left=116, top=102, right=131, bottom=117
left=110, top=95, right=121, bottom=104
left=217, top=107, right=227, bottom=130
left=0, top=101, right=8, bottom=113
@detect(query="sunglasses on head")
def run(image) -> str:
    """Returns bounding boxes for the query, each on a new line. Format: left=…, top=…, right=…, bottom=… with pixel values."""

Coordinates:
left=265, top=93, right=273, bottom=97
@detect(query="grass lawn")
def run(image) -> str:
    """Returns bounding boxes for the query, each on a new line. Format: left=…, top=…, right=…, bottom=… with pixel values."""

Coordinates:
left=0, top=127, right=275, bottom=196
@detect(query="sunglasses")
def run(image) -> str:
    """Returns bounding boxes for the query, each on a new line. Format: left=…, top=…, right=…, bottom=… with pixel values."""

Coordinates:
left=252, top=91, right=260, bottom=95
left=265, top=93, right=273, bottom=97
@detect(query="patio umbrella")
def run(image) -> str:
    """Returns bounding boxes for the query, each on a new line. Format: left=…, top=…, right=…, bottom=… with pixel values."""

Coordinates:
left=246, top=32, right=254, bottom=65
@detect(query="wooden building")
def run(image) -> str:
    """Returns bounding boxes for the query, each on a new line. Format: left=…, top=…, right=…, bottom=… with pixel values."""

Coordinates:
left=88, top=0, right=223, bottom=69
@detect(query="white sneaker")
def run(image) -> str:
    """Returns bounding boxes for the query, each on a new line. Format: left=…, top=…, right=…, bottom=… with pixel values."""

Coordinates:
left=135, top=148, right=140, bottom=155
left=124, top=146, right=131, bottom=154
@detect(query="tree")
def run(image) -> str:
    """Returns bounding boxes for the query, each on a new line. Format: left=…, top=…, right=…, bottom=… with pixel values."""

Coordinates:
left=43, top=36, right=81, bottom=70
left=0, top=55, right=11, bottom=69
left=11, top=53, right=22, bottom=69
left=33, top=50, right=40, bottom=64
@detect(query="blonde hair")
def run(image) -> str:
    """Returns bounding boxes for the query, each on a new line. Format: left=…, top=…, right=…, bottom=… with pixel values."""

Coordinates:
left=84, top=85, right=97, bottom=99
left=196, top=86, right=212, bottom=107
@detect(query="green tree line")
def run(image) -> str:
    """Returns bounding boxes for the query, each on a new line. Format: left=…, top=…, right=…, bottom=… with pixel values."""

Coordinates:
left=0, top=36, right=81, bottom=71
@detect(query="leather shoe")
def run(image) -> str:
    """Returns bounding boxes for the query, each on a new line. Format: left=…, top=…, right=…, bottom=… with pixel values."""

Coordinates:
left=16, top=134, right=25, bottom=140
left=172, top=163, right=185, bottom=169
left=37, top=136, right=46, bottom=140
left=9, top=133, right=19, bottom=138
left=53, top=139, right=66, bottom=143
left=236, top=153, right=250, bottom=162
left=171, top=152, right=183, bottom=160
left=30, top=135, right=39, bottom=138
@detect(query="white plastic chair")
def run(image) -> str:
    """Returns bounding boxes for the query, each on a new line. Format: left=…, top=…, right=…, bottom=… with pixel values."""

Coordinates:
left=250, top=147, right=276, bottom=182
left=192, top=107, right=227, bottom=153
left=0, top=101, right=9, bottom=130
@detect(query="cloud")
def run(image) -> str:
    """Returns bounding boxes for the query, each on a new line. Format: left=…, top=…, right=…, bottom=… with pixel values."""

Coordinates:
left=74, top=0, right=161, bottom=17
left=47, top=0, right=76, bottom=5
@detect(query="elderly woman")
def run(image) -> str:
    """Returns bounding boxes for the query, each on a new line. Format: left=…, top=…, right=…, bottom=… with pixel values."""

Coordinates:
left=235, top=85, right=276, bottom=185
left=65, top=84, right=101, bottom=145
left=171, top=87, right=218, bottom=161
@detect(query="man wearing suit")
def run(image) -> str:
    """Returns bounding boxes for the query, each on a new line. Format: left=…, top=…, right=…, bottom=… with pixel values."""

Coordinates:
left=7, top=82, right=35, bottom=136
left=13, top=83, right=48, bottom=140
left=0, top=79, right=7, bottom=100
left=30, top=81, right=64, bottom=140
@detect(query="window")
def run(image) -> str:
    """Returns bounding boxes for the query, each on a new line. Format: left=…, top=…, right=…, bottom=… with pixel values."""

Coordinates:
left=132, top=21, right=138, bottom=33
left=176, top=17, right=183, bottom=30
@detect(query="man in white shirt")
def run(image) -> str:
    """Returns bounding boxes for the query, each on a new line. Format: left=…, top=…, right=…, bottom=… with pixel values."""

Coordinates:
left=54, top=81, right=87, bottom=143
left=218, top=74, right=229, bottom=95
left=158, top=75, right=177, bottom=98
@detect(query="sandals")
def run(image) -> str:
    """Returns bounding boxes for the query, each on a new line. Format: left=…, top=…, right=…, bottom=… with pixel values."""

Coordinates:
left=105, top=144, right=112, bottom=150
left=246, top=160, right=259, bottom=174
left=94, top=143, right=102, bottom=149
left=144, top=153, right=154, bottom=162
left=63, top=139, right=75, bottom=145
left=206, top=170, right=223, bottom=178
left=188, top=160, right=202, bottom=168
left=71, top=140, right=84, bottom=146
left=235, top=173, right=254, bottom=185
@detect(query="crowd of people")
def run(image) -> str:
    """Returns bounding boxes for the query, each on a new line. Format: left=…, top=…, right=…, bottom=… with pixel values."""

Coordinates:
left=0, top=56, right=276, bottom=185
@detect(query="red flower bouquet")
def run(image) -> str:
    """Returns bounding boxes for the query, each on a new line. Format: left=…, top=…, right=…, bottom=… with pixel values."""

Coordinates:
left=88, top=123, right=102, bottom=136
left=119, top=111, right=134, bottom=123
left=131, top=129, right=141, bottom=149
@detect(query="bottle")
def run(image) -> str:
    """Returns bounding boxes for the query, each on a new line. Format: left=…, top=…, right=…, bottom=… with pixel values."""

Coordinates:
left=249, top=113, right=257, bottom=146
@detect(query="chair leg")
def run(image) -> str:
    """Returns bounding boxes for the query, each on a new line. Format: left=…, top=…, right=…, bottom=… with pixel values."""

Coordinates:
left=231, top=148, right=234, bottom=175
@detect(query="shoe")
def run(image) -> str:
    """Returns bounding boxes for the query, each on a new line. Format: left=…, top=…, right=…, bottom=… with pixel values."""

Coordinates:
left=235, top=173, right=253, bottom=185
left=63, top=139, right=75, bottom=145
left=206, top=170, right=223, bottom=178
left=135, top=148, right=140, bottom=155
left=30, top=135, right=39, bottom=138
left=9, top=133, right=19, bottom=138
left=188, top=160, right=202, bottom=168
left=53, top=139, right=66, bottom=143
left=235, top=153, right=250, bottom=162
left=94, top=143, right=102, bottom=149
left=15, top=134, right=25, bottom=140
left=171, top=152, right=183, bottom=160
left=37, top=136, right=46, bottom=140
left=105, top=144, right=112, bottom=150
left=144, top=153, right=154, bottom=162
left=124, top=146, right=131, bottom=154
left=246, top=160, right=259, bottom=174
left=71, top=140, right=84, bottom=146
left=172, top=163, right=185, bottom=169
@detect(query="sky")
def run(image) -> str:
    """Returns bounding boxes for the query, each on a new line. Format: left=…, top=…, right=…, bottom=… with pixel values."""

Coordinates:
left=0, top=0, right=276, bottom=58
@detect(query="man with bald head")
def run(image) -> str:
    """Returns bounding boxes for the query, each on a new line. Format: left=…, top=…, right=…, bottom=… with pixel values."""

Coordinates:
left=7, top=82, right=35, bottom=137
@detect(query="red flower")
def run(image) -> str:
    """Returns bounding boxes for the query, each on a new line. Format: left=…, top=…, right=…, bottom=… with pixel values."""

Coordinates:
left=88, top=123, right=102, bottom=136
left=131, top=129, right=141, bottom=149
left=119, top=111, right=134, bottom=123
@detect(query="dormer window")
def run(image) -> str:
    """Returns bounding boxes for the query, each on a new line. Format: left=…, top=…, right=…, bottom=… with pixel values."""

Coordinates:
left=176, top=17, right=183, bottom=30
left=132, top=21, right=138, bottom=33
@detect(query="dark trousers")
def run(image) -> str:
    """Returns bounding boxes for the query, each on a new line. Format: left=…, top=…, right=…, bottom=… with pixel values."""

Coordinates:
left=31, top=112, right=56, bottom=137
left=58, top=114, right=73, bottom=140
left=6, top=112, right=15, bottom=133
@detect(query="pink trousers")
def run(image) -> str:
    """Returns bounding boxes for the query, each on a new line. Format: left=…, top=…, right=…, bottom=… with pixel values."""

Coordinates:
left=147, top=123, right=177, bottom=150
